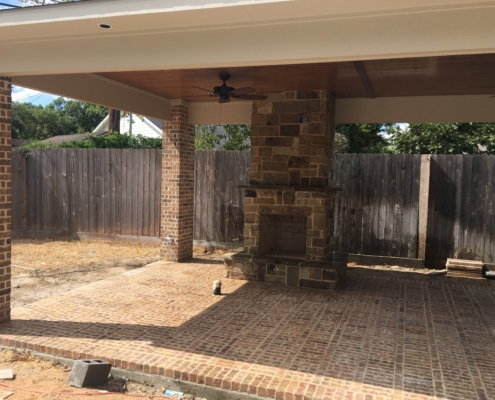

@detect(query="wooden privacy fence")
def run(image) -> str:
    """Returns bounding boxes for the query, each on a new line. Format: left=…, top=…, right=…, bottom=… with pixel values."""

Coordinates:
left=333, top=154, right=421, bottom=260
left=12, top=149, right=250, bottom=244
left=11, top=150, right=495, bottom=264
left=12, top=149, right=162, bottom=237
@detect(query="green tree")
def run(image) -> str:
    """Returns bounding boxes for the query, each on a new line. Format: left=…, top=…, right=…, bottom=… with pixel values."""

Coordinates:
left=334, top=132, right=349, bottom=153
left=12, top=98, right=108, bottom=140
left=51, top=98, right=108, bottom=134
left=335, top=124, right=392, bottom=153
left=392, top=123, right=495, bottom=154
left=195, top=124, right=251, bottom=151
left=12, top=102, right=69, bottom=140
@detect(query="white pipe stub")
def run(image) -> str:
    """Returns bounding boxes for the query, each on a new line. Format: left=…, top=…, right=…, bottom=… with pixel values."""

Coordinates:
left=213, top=280, right=222, bottom=296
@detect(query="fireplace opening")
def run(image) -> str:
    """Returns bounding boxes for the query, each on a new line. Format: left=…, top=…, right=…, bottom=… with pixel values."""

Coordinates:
left=258, top=214, right=307, bottom=260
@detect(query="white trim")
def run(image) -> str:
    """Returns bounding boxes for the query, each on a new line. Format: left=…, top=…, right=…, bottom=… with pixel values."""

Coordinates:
left=12, top=73, right=170, bottom=120
left=187, top=95, right=495, bottom=124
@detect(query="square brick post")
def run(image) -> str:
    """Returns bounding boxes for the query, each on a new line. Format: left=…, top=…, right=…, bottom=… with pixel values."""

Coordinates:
left=0, top=77, right=12, bottom=323
left=160, top=100, right=195, bottom=262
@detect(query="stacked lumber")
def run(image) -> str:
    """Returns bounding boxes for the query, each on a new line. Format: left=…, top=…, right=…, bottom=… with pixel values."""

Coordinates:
left=446, top=259, right=483, bottom=279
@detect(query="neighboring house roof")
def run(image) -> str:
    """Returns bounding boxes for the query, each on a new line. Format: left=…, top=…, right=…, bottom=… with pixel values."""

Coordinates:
left=40, top=131, right=107, bottom=146
left=148, top=118, right=163, bottom=131
left=93, top=114, right=162, bottom=138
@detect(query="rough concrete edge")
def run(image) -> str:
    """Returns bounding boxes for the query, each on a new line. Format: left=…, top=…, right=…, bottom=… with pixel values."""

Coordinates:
left=348, top=254, right=424, bottom=269
left=12, top=230, right=161, bottom=244
left=12, top=230, right=243, bottom=250
left=348, top=266, right=495, bottom=285
left=0, top=346, right=268, bottom=400
left=194, top=240, right=244, bottom=250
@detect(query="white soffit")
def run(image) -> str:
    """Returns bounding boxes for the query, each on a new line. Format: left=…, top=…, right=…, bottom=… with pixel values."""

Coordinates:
left=1, top=0, right=495, bottom=75
left=12, top=74, right=171, bottom=120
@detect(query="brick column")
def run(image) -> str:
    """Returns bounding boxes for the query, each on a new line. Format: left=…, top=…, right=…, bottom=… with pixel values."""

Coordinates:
left=160, top=100, right=195, bottom=262
left=0, top=77, right=12, bottom=323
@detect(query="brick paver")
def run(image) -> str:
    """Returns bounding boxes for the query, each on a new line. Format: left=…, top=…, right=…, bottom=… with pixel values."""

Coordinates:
left=1, top=259, right=494, bottom=400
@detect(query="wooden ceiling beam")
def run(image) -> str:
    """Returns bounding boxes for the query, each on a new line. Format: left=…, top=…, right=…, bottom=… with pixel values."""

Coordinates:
left=353, top=61, right=376, bottom=99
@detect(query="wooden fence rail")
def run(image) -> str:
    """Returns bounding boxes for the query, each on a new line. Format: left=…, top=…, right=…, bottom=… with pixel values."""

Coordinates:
left=11, top=150, right=495, bottom=264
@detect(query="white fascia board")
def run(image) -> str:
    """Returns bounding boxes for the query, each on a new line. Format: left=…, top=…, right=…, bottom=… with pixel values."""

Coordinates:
left=12, top=74, right=170, bottom=120
left=188, top=95, right=495, bottom=125
left=1, top=5, right=495, bottom=76
left=336, top=95, right=495, bottom=124
left=189, top=101, right=253, bottom=125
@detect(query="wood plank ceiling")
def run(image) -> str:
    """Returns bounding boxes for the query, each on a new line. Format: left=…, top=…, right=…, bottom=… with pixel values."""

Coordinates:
left=98, top=54, right=495, bottom=102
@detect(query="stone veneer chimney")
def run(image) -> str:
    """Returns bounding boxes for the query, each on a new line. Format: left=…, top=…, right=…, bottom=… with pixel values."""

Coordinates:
left=224, top=91, right=347, bottom=290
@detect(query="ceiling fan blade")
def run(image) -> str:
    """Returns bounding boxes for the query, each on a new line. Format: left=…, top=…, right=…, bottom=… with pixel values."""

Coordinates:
left=230, top=87, right=257, bottom=96
left=219, top=97, right=231, bottom=104
left=235, top=94, right=268, bottom=101
left=182, top=95, right=215, bottom=98
left=191, top=86, right=214, bottom=93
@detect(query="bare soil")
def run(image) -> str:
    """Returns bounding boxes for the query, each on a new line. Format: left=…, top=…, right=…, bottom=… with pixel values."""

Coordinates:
left=11, top=238, right=162, bottom=308
left=11, top=239, right=233, bottom=308
left=0, top=349, right=205, bottom=399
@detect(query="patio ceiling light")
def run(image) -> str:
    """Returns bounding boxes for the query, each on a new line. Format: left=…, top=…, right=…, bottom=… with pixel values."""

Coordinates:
left=98, top=24, right=112, bottom=29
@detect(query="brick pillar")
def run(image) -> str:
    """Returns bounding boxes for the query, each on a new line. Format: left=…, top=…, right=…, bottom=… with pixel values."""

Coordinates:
left=160, top=100, right=195, bottom=262
left=0, top=77, right=12, bottom=323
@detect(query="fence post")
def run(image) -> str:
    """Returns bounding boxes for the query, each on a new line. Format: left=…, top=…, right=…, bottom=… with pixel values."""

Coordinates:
left=417, top=154, right=431, bottom=263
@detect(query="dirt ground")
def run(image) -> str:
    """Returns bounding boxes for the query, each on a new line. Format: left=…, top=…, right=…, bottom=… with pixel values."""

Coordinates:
left=0, top=349, right=205, bottom=399
left=11, top=238, right=162, bottom=308
left=11, top=238, right=231, bottom=308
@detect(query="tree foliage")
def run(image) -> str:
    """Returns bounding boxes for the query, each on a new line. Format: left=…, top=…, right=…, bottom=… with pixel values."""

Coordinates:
left=12, top=98, right=108, bottom=140
left=334, top=132, right=350, bottom=153
left=18, top=133, right=162, bottom=156
left=392, top=123, right=495, bottom=155
left=58, top=132, right=162, bottom=149
left=335, top=124, right=392, bottom=154
left=195, top=124, right=251, bottom=151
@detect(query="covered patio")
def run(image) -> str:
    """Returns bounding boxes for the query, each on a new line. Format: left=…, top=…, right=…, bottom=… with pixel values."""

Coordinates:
left=1, top=1, right=495, bottom=399
left=1, top=257, right=494, bottom=400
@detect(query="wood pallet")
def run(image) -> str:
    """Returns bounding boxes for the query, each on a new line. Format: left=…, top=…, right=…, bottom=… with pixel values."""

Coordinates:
left=446, top=258, right=483, bottom=279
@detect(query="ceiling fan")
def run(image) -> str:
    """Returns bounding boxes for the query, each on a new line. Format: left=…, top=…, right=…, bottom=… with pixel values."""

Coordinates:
left=192, top=74, right=268, bottom=104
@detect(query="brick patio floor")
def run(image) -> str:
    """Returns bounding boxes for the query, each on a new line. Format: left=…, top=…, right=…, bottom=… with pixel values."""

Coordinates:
left=1, top=259, right=495, bottom=400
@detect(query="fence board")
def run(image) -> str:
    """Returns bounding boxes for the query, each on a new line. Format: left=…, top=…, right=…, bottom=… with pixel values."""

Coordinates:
left=12, top=150, right=495, bottom=264
left=333, top=154, right=421, bottom=259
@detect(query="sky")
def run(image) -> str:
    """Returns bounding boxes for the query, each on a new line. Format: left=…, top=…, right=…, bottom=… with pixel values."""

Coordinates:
left=0, top=0, right=20, bottom=9
left=12, top=87, right=58, bottom=106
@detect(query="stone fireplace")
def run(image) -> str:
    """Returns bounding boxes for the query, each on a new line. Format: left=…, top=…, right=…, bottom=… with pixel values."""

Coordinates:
left=224, top=91, right=347, bottom=290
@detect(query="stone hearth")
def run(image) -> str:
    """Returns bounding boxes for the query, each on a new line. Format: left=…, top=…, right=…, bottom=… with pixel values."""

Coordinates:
left=224, top=91, right=347, bottom=290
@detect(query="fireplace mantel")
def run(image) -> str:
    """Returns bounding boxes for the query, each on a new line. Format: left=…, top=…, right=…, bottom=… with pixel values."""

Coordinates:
left=238, top=185, right=342, bottom=193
